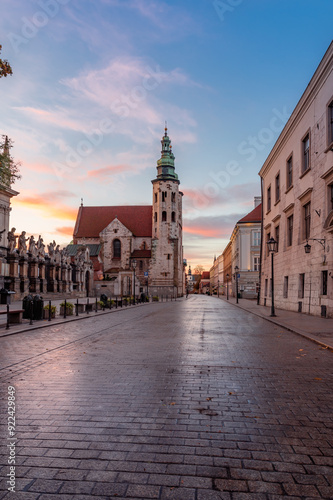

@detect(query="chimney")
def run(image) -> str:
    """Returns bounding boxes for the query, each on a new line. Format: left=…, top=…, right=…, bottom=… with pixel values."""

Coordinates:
left=254, top=196, right=261, bottom=208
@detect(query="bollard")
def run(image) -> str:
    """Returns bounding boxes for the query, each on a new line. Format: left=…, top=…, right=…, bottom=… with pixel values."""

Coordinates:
left=95, top=297, right=98, bottom=313
left=6, top=304, right=9, bottom=330
left=87, top=298, right=89, bottom=314
left=48, top=300, right=51, bottom=322
left=76, top=298, right=79, bottom=316
left=64, top=299, right=67, bottom=319
left=109, top=297, right=112, bottom=310
left=116, top=298, right=118, bottom=309
left=30, top=300, right=33, bottom=325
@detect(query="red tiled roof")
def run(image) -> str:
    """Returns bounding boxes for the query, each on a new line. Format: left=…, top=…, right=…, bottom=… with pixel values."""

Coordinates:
left=201, top=271, right=210, bottom=279
left=74, top=206, right=153, bottom=238
left=131, top=250, right=152, bottom=259
left=238, top=203, right=262, bottom=224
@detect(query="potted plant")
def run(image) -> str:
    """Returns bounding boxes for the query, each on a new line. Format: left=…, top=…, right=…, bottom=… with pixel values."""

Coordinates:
left=43, top=304, right=56, bottom=319
left=152, top=296, right=159, bottom=302
left=60, top=301, right=74, bottom=316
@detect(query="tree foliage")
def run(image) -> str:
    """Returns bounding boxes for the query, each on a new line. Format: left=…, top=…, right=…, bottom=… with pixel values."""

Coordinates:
left=194, top=264, right=204, bottom=275
left=0, top=45, right=13, bottom=78
left=0, top=136, right=21, bottom=186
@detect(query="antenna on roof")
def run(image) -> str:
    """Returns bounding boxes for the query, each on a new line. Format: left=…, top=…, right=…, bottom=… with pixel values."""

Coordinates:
left=81, top=198, right=83, bottom=207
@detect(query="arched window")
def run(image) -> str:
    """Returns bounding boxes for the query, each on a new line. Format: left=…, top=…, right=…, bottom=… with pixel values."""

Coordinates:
left=154, top=212, right=157, bottom=223
left=143, top=241, right=146, bottom=250
left=171, top=211, right=176, bottom=222
left=113, top=239, right=121, bottom=258
left=162, top=211, right=167, bottom=222
left=139, top=260, right=143, bottom=270
left=171, top=192, right=176, bottom=202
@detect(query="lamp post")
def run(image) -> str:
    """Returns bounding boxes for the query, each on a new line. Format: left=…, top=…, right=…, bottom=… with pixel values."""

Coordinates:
left=132, top=259, right=137, bottom=301
left=235, top=266, right=239, bottom=304
left=226, top=273, right=229, bottom=300
left=267, top=237, right=278, bottom=317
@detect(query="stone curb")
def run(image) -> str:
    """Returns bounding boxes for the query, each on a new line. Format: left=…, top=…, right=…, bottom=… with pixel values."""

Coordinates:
left=222, top=297, right=333, bottom=353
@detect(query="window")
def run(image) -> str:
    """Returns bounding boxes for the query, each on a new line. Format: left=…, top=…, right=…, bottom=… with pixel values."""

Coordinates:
left=139, top=260, right=143, bottom=270
left=162, top=191, right=167, bottom=202
left=253, top=256, right=260, bottom=271
left=252, top=231, right=261, bottom=246
left=113, top=239, right=121, bottom=259
left=328, top=100, right=333, bottom=146
left=322, top=271, right=328, bottom=295
left=328, top=184, right=333, bottom=212
left=298, top=273, right=305, bottom=299
left=171, top=192, right=176, bottom=202
left=264, top=279, right=268, bottom=297
left=286, top=155, right=293, bottom=189
left=275, top=173, right=280, bottom=202
left=266, top=232, right=270, bottom=258
left=171, top=211, right=176, bottom=222
left=275, top=225, right=279, bottom=252
left=162, top=211, right=167, bottom=222
left=304, top=202, right=311, bottom=240
left=154, top=212, right=157, bottom=223
left=143, top=241, right=146, bottom=250
left=283, top=276, right=288, bottom=298
left=267, top=186, right=271, bottom=212
left=287, top=215, right=293, bottom=246
left=167, top=254, right=170, bottom=260
left=302, top=133, right=310, bottom=173
left=155, top=193, right=158, bottom=203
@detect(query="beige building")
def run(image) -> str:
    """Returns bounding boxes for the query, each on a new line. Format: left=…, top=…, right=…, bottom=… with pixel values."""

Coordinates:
left=259, top=42, right=333, bottom=317
left=74, top=128, right=185, bottom=298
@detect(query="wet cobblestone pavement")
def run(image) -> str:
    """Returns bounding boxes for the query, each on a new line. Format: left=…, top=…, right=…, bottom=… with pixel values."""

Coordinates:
left=1, top=295, right=333, bottom=499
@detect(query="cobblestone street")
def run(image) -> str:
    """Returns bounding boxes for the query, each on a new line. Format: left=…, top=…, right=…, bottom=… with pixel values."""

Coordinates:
left=1, top=295, right=333, bottom=499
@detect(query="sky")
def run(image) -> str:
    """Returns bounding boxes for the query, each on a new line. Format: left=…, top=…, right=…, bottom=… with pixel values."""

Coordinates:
left=0, top=0, right=332, bottom=271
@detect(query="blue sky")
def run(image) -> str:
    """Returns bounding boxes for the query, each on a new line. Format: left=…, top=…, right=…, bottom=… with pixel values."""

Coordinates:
left=0, top=0, right=332, bottom=269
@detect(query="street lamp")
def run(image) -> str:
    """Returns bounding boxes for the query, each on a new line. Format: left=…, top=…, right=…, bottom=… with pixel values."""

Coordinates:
left=226, top=273, right=229, bottom=300
left=235, top=266, right=239, bottom=304
left=132, top=259, right=137, bottom=302
left=267, top=237, right=278, bottom=317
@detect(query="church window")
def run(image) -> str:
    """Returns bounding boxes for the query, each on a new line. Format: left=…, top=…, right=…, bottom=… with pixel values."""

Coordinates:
left=155, top=193, right=157, bottom=203
left=154, top=212, right=157, bottom=222
left=162, top=211, right=167, bottom=222
left=171, top=192, right=175, bottom=202
left=167, top=254, right=170, bottom=260
left=143, top=241, right=146, bottom=250
left=139, top=260, right=143, bottom=270
left=171, top=211, right=176, bottom=222
left=162, top=191, right=167, bottom=202
left=113, top=239, right=121, bottom=259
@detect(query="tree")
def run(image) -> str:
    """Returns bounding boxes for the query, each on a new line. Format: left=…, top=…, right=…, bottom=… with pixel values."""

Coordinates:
left=0, top=45, right=12, bottom=78
left=194, top=265, right=204, bottom=275
left=0, top=136, right=21, bottom=186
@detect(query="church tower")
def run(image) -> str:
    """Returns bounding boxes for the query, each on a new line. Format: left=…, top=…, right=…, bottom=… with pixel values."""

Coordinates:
left=150, top=127, right=184, bottom=297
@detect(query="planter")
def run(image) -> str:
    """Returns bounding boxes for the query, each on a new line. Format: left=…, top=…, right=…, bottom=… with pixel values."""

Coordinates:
left=60, top=306, right=73, bottom=316
left=43, top=309, right=55, bottom=319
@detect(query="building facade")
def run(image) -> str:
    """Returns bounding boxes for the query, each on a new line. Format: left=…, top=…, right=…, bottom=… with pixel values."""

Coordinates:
left=259, top=42, right=333, bottom=317
left=74, top=128, right=185, bottom=297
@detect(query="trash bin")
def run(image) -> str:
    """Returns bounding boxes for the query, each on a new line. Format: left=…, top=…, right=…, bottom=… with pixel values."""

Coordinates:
left=22, top=294, right=34, bottom=319
left=100, top=293, right=108, bottom=306
left=33, top=294, right=44, bottom=320
left=0, top=288, right=9, bottom=304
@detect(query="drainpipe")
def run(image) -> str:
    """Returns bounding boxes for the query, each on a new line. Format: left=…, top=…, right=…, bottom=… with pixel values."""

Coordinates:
left=257, top=175, right=264, bottom=305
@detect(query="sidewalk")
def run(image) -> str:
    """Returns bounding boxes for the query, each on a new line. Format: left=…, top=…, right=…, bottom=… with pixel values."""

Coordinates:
left=0, top=296, right=150, bottom=339
left=218, top=295, right=333, bottom=351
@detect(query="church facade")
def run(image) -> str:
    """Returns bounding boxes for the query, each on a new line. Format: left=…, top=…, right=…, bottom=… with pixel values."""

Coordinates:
left=73, top=129, right=185, bottom=297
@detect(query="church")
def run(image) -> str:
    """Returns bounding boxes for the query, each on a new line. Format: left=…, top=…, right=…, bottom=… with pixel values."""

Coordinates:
left=73, top=128, right=185, bottom=298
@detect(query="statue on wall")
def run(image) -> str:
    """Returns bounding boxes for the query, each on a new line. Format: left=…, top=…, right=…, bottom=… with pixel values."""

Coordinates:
left=8, top=228, right=17, bottom=253
left=48, top=240, right=56, bottom=258
left=55, top=244, right=61, bottom=264
left=28, top=235, right=38, bottom=257
left=18, top=231, right=29, bottom=256
left=37, top=235, right=45, bottom=258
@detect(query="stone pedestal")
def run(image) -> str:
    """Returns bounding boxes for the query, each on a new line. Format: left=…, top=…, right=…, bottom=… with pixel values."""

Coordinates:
left=47, top=264, right=56, bottom=293
left=28, top=259, right=39, bottom=293
left=19, top=257, right=29, bottom=295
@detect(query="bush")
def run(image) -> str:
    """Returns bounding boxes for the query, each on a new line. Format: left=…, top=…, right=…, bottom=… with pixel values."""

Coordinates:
left=43, top=304, right=56, bottom=314
left=60, top=301, right=74, bottom=315
left=152, top=296, right=159, bottom=302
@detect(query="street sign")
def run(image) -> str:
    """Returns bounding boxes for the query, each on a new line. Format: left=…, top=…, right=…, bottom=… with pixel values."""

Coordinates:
left=237, top=274, right=240, bottom=278
left=144, top=272, right=148, bottom=277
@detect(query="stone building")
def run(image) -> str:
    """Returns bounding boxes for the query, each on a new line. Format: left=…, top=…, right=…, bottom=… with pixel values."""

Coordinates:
left=73, top=128, right=184, bottom=297
left=259, top=41, right=333, bottom=317
left=229, top=199, right=261, bottom=299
